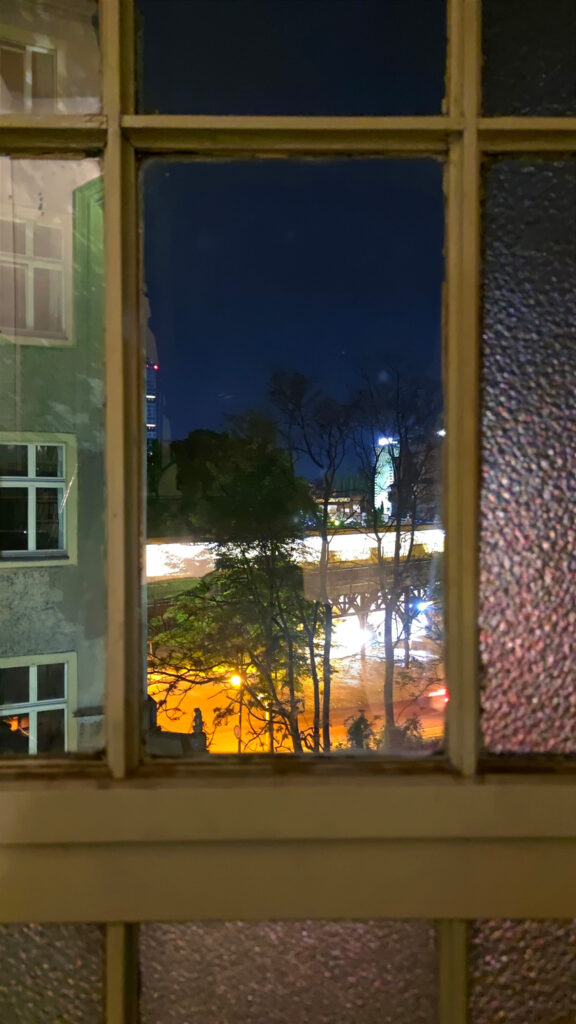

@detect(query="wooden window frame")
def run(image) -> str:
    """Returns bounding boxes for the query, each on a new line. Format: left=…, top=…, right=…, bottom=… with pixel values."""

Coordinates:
left=0, top=2, right=576, bottom=1023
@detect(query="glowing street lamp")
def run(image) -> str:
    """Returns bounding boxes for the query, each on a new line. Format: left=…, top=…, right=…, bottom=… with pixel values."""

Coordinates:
left=230, top=673, right=243, bottom=754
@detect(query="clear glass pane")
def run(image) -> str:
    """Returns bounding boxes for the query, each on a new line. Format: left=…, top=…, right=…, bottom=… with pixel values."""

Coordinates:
left=0, top=217, right=26, bottom=254
left=35, top=444, right=62, bottom=478
left=137, top=0, right=446, bottom=116
left=0, top=443, right=27, bottom=475
left=140, top=921, right=438, bottom=1024
left=483, top=0, right=576, bottom=116
left=33, top=266, right=64, bottom=334
left=0, top=157, right=106, bottom=756
left=0, top=664, right=29, bottom=704
left=0, top=262, right=27, bottom=330
left=0, top=487, right=28, bottom=550
left=31, top=48, right=56, bottom=107
left=37, top=661, right=65, bottom=700
left=143, top=159, right=445, bottom=758
left=0, top=712, right=30, bottom=753
left=0, top=1, right=100, bottom=114
left=480, top=158, right=576, bottom=755
left=34, top=223, right=63, bottom=260
left=37, top=706, right=65, bottom=752
left=469, top=920, right=576, bottom=1024
left=0, top=43, right=25, bottom=110
left=35, top=487, right=61, bottom=549
left=0, top=923, right=105, bottom=1024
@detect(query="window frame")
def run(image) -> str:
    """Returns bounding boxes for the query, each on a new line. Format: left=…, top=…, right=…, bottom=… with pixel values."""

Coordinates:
left=0, top=213, right=66, bottom=338
left=0, top=432, right=77, bottom=566
left=0, top=35, right=58, bottom=113
left=0, top=3, right=575, bottom=1024
left=0, top=651, right=78, bottom=754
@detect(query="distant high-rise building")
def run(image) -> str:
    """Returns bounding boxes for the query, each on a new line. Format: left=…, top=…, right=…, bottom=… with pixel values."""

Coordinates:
left=374, top=436, right=398, bottom=519
left=146, top=362, right=159, bottom=451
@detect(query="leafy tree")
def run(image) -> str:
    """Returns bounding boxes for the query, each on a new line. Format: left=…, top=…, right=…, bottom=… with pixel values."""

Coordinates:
left=149, top=415, right=322, bottom=752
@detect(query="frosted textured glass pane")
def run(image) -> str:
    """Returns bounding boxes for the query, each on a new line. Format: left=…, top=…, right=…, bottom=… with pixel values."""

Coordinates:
left=0, top=923, right=104, bottom=1024
left=483, top=0, right=576, bottom=115
left=480, top=159, right=576, bottom=755
left=140, top=921, right=438, bottom=1024
left=469, top=920, right=576, bottom=1024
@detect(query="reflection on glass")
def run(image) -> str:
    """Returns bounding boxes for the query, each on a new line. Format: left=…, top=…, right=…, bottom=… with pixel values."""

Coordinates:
left=143, top=159, right=445, bottom=758
left=137, top=0, right=446, bottom=116
left=0, top=157, right=105, bottom=756
left=0, top=0, right=100, bottom=114
left=140, top=921, right=439, bottom=1024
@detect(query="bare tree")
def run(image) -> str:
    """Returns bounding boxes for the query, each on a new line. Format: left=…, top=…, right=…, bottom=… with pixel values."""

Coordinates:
left=351, top=371, right=443, bottom=750
left=270, top=372, right=352, bottom=752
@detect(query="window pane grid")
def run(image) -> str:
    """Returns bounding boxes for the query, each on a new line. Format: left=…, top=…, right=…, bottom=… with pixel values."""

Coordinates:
left=0, top=443, right=66, bottom=554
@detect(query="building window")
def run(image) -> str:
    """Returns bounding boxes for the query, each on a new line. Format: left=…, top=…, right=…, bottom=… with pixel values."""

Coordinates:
left=0, top=439, right=75, bottom=560
left=0, top=216, right=64, bottom=338
left=0, top=654, right=75, bottom=755
left=0, top=39, right=56, bottom=112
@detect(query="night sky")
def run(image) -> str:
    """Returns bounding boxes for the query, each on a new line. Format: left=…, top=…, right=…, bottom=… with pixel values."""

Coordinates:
left=140, top=1, right=446, bottom=451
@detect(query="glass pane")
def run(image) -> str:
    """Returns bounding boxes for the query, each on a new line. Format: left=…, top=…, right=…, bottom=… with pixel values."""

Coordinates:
left=0, top=443, right=27, bottom=475
left=137, top=0, right=446, bottom=115
left=0, top=923, right=105, bottom=1023
left=469, top=920, right=576, bottom=1024
left=35, top=444, right=62, bottom=478
left=36, top=487, right=61, bottom=549
left=0, top=158, right=106, bottom=756
left=143, top=159, right=445, bottom=758
left=0, top=665, right=29, bottom=704
left=0, top=1, right=100, bottom=113
left=140, top=921, right=438, bottom=1024
left=37, top=707, right=65, bottom=752
left=483, top=0, right=576, bottom=116
left=0, top=262, right=27, bottom=330
left=0, top=43, right=25, bottom=110
left=37, top=661, right=65, bottom=700
left=34, top=223, right=62, bottom=260
left=0, top=712, right=30, bottom=753
left=34, top=266, right=63, bottom=334
left=480, top=158, right=576, bottom=755
left=0, top=217, right=27, bottom=255
left=0, top=487, right=28, bottom=551
left=31, top=48, right=56, bottom=108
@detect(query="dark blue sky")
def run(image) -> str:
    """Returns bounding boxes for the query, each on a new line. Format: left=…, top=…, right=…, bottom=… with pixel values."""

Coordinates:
left=139, top=0, right=446, bottom=444
left=143, top=158, right=444, bottom=441
left=138, top=0, right=446, bottom=116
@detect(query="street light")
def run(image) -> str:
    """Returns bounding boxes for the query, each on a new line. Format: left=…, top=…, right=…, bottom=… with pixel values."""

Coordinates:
left=230, top=673, right=243, bottom=754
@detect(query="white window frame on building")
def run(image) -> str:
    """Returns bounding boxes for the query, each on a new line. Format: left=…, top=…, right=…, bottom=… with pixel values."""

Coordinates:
left=0, top=433, right=77, bottom=566
left=0, top=210, right=67, bottom=342
left=0, top=37, right=57, bottom=113
left=0, top=651, right=78, bottom=755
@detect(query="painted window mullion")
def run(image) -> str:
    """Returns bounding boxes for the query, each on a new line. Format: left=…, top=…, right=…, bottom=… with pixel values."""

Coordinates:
left=29, top=664, right=37, bottom=702
left=28, top=708, right=37, bottom=755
